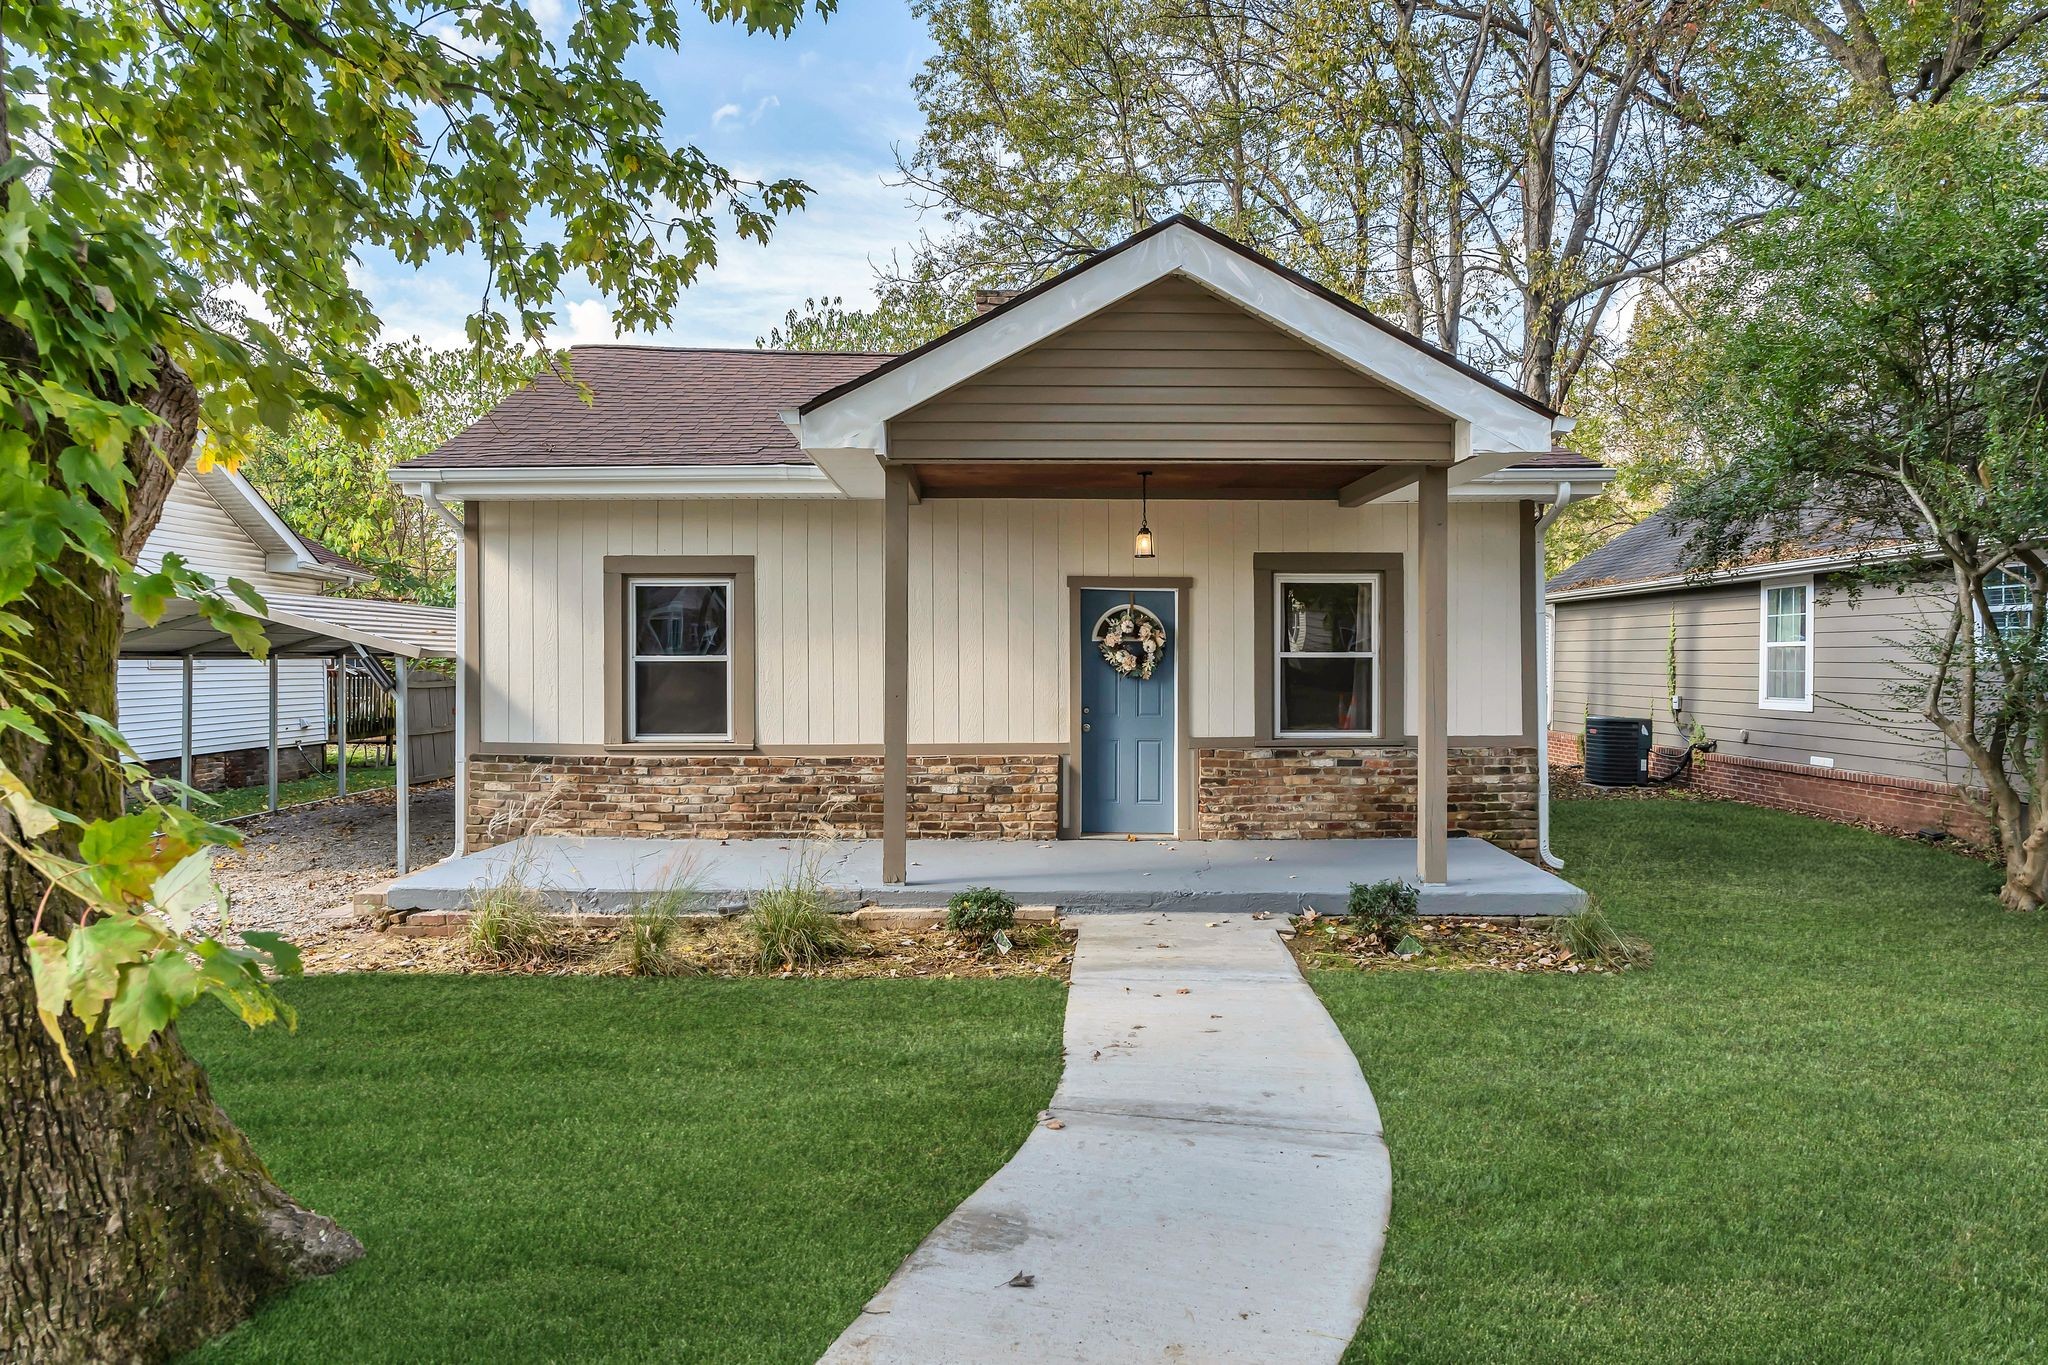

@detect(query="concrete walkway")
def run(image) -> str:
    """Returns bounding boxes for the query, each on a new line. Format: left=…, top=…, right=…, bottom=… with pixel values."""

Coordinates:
left=821, top=913, right=1392, bottom=1364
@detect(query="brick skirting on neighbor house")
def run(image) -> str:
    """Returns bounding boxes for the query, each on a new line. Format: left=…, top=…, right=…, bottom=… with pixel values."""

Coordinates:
left=145, top=743, right=321, bottom=793
left=1195, top=744, right=1539, bottom=857
left=1547, top=729, right=1993, bottom=845
left=466, top=753, right=1061, bottom=846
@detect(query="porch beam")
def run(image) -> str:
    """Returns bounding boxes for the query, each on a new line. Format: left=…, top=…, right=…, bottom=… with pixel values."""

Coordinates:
left=882, top=465, right=911, bottom=884
left=1417, top=465, right=1449, bottom=885
left=1336, top=466, right=1422, bottom=508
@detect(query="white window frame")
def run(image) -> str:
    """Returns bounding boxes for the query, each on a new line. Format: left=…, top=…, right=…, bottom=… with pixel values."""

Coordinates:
left=1757, top=576, right=1814, bottom=712
left=1981, top=565, right=2036, bottom=642
left=627, top=576, right=734, bottom=742
left=1273, top=571, right=1382, bottom=740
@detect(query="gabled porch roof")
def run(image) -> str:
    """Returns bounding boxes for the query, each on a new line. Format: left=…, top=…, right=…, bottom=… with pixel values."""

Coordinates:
left=790, top=216, right=1570, bottom=500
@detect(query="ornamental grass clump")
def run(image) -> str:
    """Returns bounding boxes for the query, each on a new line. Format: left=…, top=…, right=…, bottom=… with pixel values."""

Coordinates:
left=1346, top=878, right=1420, bottom=951
left=1556, top=903, right=1653, bottom=969
left=465, top=879, right=553, bottom=967
left=946, top=886, right=1018, bottom=949
left=613, top=863, right=706, bottom=978
left=746, top=862, right=846, bottom=972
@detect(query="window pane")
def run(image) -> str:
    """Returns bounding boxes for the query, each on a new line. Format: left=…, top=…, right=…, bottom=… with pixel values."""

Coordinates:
left=1764, top=644, right=1805, bottom=701
left=1765, top=586, right=1807, bottom=644
left=1280, top=657, right=1374, bottom=733
left=634, top=660, right=728, bottom=737
left=635, top=583, right=727, bottom=657
left=1987, top=568, right=2034, bottom=638
left=1283, top=581, right=1372, bottom=654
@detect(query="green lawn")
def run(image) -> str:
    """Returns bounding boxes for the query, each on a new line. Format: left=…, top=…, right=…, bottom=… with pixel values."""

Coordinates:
left=204, top=762, right=397, bottom=820
left=1325, top=798, right=2048, bottom=1363
left=182, top=977, right=1065, bottom=1363
left=181, top=799, right=2048, bottom=1363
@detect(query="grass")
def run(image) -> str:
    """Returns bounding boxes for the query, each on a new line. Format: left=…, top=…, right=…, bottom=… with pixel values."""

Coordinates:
left=192, top=748, right=398, bottom=820
left=181, top=975, right=1064, bottom=1363
left=1321, top=798, right=2048, bottom=1363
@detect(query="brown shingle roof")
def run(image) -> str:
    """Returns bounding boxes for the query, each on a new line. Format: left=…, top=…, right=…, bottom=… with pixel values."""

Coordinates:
left=1505, top=448, right=1605, bottom=471
left=297, top=534, right=370, bottom=578
left=406, top=345, right=895, bottom=470
left=1548, top=506, right=1915, bottom=596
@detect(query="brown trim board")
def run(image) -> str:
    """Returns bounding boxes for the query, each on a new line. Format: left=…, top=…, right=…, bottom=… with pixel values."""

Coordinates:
left=601, top=554, right=758, bottom=749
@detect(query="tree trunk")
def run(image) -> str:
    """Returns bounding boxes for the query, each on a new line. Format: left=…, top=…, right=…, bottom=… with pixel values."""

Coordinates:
left=0, top=354, right=362, bottom=1360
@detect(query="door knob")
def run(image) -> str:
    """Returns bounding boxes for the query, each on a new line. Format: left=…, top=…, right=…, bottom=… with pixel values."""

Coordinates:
left=1082, top=723, right=1092, bottom=732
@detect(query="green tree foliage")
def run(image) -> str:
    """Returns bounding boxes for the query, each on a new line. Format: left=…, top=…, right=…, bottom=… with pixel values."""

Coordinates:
left=1, top=0, right=830, bottom=1352
left=757, top=273, right=971, bottom=351
left=1670, top=102, right=2048, bottom=909
left=243, top=343, right=540, bottom=604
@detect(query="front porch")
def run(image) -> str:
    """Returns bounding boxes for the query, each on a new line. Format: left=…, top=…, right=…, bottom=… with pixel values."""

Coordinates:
left=381, top=833, right=1586, bottom=918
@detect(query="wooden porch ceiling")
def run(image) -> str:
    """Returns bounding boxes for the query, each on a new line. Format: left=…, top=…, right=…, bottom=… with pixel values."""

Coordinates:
left=906, top=460, right=1392, bottom=500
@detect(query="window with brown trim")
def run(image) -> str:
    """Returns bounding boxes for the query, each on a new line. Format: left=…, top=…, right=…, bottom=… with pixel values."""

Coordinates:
left=602, top=555, right=756, bottom=748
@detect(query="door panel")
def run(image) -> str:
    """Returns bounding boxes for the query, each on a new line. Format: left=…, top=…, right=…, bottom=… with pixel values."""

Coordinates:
left=1080, top=588, right=1177, bottom=834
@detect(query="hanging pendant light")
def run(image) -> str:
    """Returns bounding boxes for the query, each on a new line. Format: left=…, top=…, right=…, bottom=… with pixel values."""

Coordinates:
left=1133, top=469, right=1157, bottom=559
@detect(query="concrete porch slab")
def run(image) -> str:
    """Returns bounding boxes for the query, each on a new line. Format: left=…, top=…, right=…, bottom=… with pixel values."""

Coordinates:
left=382, top=834, right=1585, bottom=917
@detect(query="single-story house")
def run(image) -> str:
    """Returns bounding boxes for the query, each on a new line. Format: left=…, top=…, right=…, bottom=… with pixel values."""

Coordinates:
left=1546, top=507, right=2010, bottom=841
left=123, top=463, right=371, bottom=788
left=394, top=216, right=1609, bottom=888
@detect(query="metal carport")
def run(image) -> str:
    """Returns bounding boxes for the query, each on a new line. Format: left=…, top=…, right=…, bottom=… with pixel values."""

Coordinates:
left=121, top=591, right=457, bottom=873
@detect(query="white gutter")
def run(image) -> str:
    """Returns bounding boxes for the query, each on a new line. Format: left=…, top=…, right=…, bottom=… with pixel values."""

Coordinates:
left=1533, top=482, right=1572, bottom=871
left=390, top=464, right=840, bottom=501
left=1547, top=542, right=1926, bottom=603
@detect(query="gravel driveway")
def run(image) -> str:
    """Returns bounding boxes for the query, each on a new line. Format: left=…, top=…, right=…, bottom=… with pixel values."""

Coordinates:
left=209, top=783, right=456, bottom=936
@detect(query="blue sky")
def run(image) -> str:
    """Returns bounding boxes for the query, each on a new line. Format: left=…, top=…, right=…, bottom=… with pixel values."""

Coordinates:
left=359, top=0, right=936, bottom=350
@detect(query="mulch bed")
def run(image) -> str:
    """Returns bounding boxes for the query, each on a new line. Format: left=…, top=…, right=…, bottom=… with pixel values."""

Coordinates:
left=298, top=918, right=1077, bottom=981
left=1285, top=911, right=1620, bottom=974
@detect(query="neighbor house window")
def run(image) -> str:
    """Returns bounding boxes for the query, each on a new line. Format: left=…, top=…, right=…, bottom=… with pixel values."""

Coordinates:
left=629, top=578, right=732, bottom=740
left=1274, top=574, right=1379, bottom=737
left=1984, top=566, right=2036, bottom=641
left=1758, top=578, right=1813, bottom=711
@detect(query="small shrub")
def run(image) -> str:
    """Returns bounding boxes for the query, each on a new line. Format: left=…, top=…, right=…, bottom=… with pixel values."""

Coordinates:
left=746, top=865, right=846, bottom=972
left=1556, top=904, right=1653, bottom=969
left=1346, top=878, right=1420, bottom=950
left=613, top=869, right=705, bottom=977
left=946, top=886, right=1018, bottom=944
left=465, top=879, right=553, bottom=966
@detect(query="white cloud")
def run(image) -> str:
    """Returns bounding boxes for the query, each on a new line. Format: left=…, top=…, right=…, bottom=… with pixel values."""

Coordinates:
left=528, top=0, right=570, bottom=40
left=711, top=102, right=743, bottom=127
left=748, top=94, right=780, bottom=124
left=548, top=298, right=620, bottom=347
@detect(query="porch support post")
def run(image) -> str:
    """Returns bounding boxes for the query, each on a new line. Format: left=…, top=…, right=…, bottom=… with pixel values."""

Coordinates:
left=394, top=656, right=411, bottom=876
left=882, top=465, right=911, bottom=884
left=265, top=652, right=280, bottom=813
left=335, top=659, right=349, bottom=798
left=1417, top=464, right=1449, bottom=886
left=178, top=653, right=194, bottom=809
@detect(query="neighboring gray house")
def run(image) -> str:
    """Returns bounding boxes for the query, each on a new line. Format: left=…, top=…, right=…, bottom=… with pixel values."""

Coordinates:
left=1545, top=510, right=2019, bottom=840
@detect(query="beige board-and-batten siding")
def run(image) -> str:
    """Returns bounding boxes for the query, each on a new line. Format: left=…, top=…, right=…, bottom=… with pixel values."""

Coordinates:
left=887, top=277, right=1454, bottom=464
left=1549, top=574, right=1977, bottom=787
left=475, top=496, right=1528, bottom=748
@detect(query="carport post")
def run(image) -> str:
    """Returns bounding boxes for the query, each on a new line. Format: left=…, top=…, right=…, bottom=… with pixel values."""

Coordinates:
left=266, top=653, right=280, bottom=813
left=335, top=659, right=349, bottom=798
left=178, top=653, right=194, bottom=808
left=394, top=655, right=410, bottom=875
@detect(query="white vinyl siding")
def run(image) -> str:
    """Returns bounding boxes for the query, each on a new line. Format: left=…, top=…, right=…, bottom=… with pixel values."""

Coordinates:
left=1759, top=578, right=1813, bottom=711
left=118, top=474, right=335, bottom=761
left=476, top=497, right=1528, bottom=748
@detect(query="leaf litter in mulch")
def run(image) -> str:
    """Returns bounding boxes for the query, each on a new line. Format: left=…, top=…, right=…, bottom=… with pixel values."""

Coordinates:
left=1285, top=912, right=1619, bottom=974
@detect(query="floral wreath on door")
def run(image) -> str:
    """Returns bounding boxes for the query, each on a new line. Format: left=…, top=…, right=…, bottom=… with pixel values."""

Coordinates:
left=1093, top=603, right=1168, bottom=681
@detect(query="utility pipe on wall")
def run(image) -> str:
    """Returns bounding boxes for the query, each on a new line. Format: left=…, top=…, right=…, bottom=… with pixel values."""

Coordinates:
left=1532, top=482, right=1572, bottom=871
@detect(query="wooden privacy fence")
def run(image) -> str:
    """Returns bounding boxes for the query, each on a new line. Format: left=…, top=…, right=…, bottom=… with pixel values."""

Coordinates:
left=330, top=661, right=455, bottom=782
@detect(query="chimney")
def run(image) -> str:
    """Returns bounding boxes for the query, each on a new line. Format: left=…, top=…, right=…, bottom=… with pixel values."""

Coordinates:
left=973, top=288, right=1021, bottom=316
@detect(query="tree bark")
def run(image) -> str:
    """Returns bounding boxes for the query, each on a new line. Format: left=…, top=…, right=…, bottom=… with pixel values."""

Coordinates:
left=0, top=349, right=362, bottom=1361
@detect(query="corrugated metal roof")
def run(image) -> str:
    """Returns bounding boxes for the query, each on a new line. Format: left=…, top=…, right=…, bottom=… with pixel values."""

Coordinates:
left=122, top=591, right=456, bottom=659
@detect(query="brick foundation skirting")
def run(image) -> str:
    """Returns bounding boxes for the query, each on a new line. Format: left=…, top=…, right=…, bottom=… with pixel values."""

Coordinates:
left=145, top=743, right=321, bottom=793
left=466, top=753, right=1061, bottom=845
left=1195, top=744, right=1539, bottom=858
left=1547, top=728, right=1991, bottom=844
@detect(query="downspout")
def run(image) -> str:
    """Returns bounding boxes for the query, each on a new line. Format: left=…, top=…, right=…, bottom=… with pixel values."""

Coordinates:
left=1533, top=482, right=1572, bottom=870
left=406, top=482, right=468, bottom=856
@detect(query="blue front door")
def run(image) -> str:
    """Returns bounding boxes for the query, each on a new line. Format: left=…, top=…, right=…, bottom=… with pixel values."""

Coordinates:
left=1080, top=588, right=1177, bottom=835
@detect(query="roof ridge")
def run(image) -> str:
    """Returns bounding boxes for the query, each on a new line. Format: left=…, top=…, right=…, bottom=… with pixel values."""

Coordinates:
left=563, top=342, right=900, bottom=359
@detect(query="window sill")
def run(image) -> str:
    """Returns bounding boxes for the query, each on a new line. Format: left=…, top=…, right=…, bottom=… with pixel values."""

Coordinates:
left=604, top=741, right=752, bottom=754
left=1757, top=699, right=1814, bottom=713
